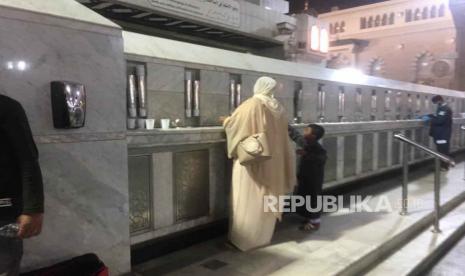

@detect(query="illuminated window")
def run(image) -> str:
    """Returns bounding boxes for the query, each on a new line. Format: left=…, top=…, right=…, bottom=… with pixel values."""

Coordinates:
left=320, top=28, right=329, bottom=53
left=310, top=25, right=319, bottom=51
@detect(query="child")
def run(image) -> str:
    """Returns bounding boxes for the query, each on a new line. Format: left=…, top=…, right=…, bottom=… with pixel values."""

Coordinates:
left=288, top=124, right=327, bottom=231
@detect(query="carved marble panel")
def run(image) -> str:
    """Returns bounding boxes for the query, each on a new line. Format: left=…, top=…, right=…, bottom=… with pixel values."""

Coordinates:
left=323, top=137, right=337, bottom=183
left=378, top=132, right=388, bottom=169
left=174, top=150, right=210, bottom=221
left=344, top=135, right=357, bottom=177
left=362, top=133, right=374, bottom=173
left=128, top=155, right=152, bottom=234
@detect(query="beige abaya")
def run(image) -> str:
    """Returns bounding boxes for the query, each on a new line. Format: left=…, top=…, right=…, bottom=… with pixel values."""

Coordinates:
left=223, top=76, right=296, bottom=251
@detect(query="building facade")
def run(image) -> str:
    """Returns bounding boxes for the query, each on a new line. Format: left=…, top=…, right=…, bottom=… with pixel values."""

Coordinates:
left=318, top=0, right=463, bottom=90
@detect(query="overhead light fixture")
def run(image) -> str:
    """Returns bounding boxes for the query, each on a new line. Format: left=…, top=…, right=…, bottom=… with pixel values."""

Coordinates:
left=148, top=17, right=168, bottom=21
left=180, top=25, right=198, bottom=28
left=132, top=12, right=152, bottom=18
left=165, top=21, right=183, bottom=26
left=93, top=3, right=113, bottom=9
left=112, top=8, right=133, bottom=13
left=206, top=31, right=224, bottom=34
left=195, top=27, right=211, bottom=32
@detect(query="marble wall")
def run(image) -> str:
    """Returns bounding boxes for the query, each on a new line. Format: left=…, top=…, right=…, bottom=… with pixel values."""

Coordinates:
left=0, top=5, right=130, bottom=275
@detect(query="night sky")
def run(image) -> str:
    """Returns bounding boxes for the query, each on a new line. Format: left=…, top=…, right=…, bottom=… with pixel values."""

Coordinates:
left=287, top=0, right=389, bottom=14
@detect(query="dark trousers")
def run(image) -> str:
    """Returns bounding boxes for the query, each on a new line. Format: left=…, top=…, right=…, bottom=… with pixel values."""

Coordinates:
left=435, top=141, right=451, bottom=169
left=295, top=167, right=324, bottom=220
left=0, top=221, right=22, bottom=276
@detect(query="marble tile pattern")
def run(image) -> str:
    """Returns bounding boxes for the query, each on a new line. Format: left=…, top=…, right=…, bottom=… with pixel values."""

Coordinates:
left=0, top=6, right=130, bottom=275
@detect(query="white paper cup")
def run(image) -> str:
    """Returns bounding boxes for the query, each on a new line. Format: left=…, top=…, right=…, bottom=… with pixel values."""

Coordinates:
left=161, top=119, right=171, bottom=130
left=146, top=119, right=155, bottom=130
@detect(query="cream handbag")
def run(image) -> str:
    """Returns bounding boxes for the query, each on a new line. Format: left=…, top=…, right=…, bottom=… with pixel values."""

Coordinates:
left=237, top=133, right=271, bottom=165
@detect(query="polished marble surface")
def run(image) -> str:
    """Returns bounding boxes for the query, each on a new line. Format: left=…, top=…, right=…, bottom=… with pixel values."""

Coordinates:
left=123, top=31, right=465, bottom=97
left=0, top=4, right=130, bottom=274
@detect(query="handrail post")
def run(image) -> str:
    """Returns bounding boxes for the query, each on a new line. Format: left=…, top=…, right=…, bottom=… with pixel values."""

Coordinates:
left=432, top=158, right=441, bottom=233
left=400, top=142, right=409, bottom=215
left=462, top=125, right=465, bottom=180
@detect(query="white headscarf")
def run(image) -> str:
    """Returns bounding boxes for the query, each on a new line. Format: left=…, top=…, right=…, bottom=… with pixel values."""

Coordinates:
left=253, top=76, right=283, bottom=114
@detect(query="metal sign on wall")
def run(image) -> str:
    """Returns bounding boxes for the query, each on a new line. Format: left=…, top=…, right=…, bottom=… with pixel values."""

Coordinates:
left=147, top=0, right=240, bottom=28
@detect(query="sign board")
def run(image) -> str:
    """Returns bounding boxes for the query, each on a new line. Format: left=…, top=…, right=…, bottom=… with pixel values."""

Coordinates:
left=147, top=0, right=240, bottom=28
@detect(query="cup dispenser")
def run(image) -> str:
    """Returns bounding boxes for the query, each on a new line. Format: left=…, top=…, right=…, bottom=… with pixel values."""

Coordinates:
left=184, top=69, right=200, bottom=126
left=126, top=63, right=147, bottom=129
left=293, top=81, right=303, bottom=123
left=51, top=81, right=86, bottom=129
left=229, top=74, right=242, bottom=113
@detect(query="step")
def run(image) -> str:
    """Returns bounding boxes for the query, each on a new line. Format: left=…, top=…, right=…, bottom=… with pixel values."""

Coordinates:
left=365, top=201, right=465, bottom=276
left=268, top=190, right=465, bottom=276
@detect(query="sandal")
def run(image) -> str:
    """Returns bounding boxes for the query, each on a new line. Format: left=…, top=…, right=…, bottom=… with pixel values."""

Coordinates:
left=299, top=222, right=320, bottom=232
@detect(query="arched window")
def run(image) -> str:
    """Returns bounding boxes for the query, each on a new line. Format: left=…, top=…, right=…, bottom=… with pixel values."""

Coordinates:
left=405, top=9, right=412, bottom=22
left=389, top=13, right=395, bottom=24
left=368, top=16, right=374, bottom=28
left=340, top=21, right=346, bottom=32
left=382, top=14, right=388, bottom=25
left=430, top=6, right=437, bottom=18
left=369, top=58, right=385, bottom=77
left=414, top=52, right=434, bottom=83
left=334, top=22, right=339, bottom=33
left=414, top=8, right=421, bottom=20
left=375, top=15, right=381, bottom=26
left=422, top=7, right=428, bottom=19
left=330, top=23, right=334, bottom=34
left=360, top=17, right=367, bottom=29
left=438, top=4, right=445, bottom=17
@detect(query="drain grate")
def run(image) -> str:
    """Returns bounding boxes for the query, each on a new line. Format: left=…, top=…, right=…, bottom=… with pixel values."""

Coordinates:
left=201, top=259, right=229, bottom=270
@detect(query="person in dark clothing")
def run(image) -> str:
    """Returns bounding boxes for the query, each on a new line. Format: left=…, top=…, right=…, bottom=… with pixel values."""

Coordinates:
left=288, top=124, right=327, bottom=231
left=0, top=95, right=44, bottom=276
left=428, top=95, right=453, bottom=171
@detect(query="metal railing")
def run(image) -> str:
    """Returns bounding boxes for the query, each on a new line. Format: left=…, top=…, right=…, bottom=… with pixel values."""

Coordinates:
left=394, top=133, right=455, bottom=233
left=461, top=125, right=465, bottom=180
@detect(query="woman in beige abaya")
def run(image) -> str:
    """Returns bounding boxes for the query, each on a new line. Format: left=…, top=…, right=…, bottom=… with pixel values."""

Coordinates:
left=223, top=76, right=296, bottom=251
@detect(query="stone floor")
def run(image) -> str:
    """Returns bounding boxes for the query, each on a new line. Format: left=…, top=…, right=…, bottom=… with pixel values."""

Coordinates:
left=427, top=235, right=465, bottom=276
left=133, top=162, right=465, bottom=276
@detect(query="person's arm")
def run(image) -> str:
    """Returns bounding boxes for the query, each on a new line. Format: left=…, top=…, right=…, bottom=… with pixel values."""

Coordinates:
left=2, top=101, right=44, bottom=238
left=288, top=124, right=307, bottom=148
